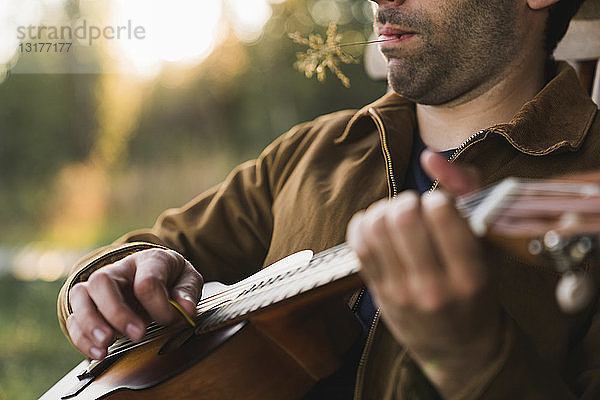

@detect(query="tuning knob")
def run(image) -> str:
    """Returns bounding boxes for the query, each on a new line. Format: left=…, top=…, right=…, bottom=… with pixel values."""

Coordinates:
left=556, top=271, right=594, bottom=313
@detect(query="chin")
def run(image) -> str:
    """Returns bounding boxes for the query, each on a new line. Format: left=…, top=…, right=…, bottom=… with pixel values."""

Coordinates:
left=386, top=61, right=473, bottom=106
left=386, top=69, right=442, bottom=105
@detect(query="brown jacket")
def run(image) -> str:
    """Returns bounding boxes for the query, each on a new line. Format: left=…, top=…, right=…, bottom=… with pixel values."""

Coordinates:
left=59, top=63, right=600, bottom=399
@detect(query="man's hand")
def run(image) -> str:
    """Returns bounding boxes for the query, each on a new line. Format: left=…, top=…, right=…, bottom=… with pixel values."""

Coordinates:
left=346, top=151, right=501, bottom=397
left=66, top=248, right=203, bottom=360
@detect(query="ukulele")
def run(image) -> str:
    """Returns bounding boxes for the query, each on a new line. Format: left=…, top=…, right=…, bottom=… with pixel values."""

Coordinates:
left=40, top=173, right=600, bottom=400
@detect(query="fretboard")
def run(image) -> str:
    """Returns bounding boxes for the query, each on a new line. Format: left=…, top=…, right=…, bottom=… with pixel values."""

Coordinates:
left=192, top=243, right=360, bottom=334
left=102, top=174, right=600, bottom=363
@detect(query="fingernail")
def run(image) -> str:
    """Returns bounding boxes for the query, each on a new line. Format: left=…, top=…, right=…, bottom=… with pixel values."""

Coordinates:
left=394, top=190, right=418, bottom=207
left=179, top=291, right=195, bottom=304
left=126, top=323, right=144, bottom=340
left=90, top=347, right=103, bottom=360
left=93, top=328, right=109, bottom=344
left=346, top=214, right=363, bottom=245
left=422, top=190, right=448, bottom=209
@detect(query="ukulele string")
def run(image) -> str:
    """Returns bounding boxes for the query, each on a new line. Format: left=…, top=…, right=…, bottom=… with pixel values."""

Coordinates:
left=194, top=250, right=359, bottom=331
left=106, top=179, right=600, bottom=358
left=457, top=181, right=600, bottom=215
left=104, top=328, right=168, bottom=359
left=106, top=245, right=356, bottom=356
left=126, top=182, right=600, bottom=348
left=193, top=247, right=355, bottom=330
left=191, top=244, right=349, bottom=313
left=192, top=261, right=312, bottom=312
left=189, top=180, right=594, bottom=328
left=513, top=181, right=600, bottom=195
left=459, top=195, right=600, bottom=217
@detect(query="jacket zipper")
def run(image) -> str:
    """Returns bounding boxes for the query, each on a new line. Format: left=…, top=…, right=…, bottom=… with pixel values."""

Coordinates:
left=369, top=107, right=398, bottom=200
left=353, top=115, right=495, bottom=400
left=353, top=307, right=381, bottom=400
left=353, top=108, right=399, bottom=400
left=427, top=128, right=492, bottom=195
left=350, top=288, right=366, bottom=313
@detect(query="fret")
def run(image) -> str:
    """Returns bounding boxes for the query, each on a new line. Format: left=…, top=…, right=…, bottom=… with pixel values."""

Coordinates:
left=191, top=245, right=359, bottom=333
left=102, top=174, right=600, bottom=360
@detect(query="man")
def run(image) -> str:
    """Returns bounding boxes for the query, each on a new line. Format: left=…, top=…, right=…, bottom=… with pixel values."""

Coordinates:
left=59, top=0, right=599, bottom=398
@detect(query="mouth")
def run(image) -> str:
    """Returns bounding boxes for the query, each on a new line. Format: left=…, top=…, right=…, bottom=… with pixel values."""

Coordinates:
left=376, top=26, right=417, bottom=45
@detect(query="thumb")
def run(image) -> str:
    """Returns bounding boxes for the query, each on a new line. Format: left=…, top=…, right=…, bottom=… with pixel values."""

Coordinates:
left=420, top=149, right=480, bottom=197
left=170, top=264, right=202, bottom=318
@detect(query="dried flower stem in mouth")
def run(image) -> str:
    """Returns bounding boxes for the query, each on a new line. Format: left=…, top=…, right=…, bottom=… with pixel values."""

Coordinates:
left=337, top=38, right=397, bottom=48
left=289, top=24, right=395, bottom=88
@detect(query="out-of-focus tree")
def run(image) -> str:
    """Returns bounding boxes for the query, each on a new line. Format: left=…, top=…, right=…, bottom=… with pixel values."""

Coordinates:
left=0, top=1, right=387, bottom=398
left=0, top=0, right=386, bottom=248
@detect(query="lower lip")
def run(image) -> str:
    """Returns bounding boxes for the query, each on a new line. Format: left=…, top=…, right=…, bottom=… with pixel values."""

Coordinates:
left=378, top=34, right=416, bottom=46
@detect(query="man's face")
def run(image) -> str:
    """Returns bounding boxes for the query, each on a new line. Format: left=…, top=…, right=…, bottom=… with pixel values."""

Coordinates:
left=373, top=0, right=522, bottom=105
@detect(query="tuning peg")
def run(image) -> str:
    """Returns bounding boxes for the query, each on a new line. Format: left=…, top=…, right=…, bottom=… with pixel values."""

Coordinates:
left=556, top=271, right=594, bottom=314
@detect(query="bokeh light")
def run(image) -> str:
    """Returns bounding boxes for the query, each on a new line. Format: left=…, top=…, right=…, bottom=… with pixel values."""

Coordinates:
left=12, top=244, right=84, bottom=282
left=227, top=0, right=273, bottom=43
left=0, top=0, right=45, bottom=82
left=0, top=3, right=389, bottom=399
left=1, top=0, right=280, bottom=79
left=108, top=0, right=224, bottom=77
left=310, top=0, right=354, bottom=26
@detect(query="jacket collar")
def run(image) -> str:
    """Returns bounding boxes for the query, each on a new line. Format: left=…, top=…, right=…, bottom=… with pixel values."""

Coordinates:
left=491, top=62, right=598, bottom=155
left=338, top=62, right=598, bottom=155
left=335, top=91, right=412, bottom=144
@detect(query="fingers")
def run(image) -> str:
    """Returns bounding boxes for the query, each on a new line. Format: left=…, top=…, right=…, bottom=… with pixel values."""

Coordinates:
left=420, top=150, right=479, bottom=196
left=169, top=257, right=203, bottom=319
left=68, top=283, right=114, bottom=359
left=86, top=267, right=147, bottom=341
left=66, top=248, right=203, bottom=359
left=347, top=189, right=486, bottom=310
left=130, top=252, right=177, bottom=325
left=67, top=314, right=101, bottom=360
left=131, top=249, right=202, bottom=322
left=347, top=202, right=389, bottom=285
left=387, top=192, right=446, bottom=309
left=118, top=249, right=201, bottom=325
left=348, top=192, right=445, bottom=309
left=422, top=191, right=485, bottom=297
left=347, top=190, right=499, bottom=384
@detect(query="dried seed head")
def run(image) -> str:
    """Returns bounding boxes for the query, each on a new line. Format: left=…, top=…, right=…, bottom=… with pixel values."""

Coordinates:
left=288, top=23, right=358, bottom=88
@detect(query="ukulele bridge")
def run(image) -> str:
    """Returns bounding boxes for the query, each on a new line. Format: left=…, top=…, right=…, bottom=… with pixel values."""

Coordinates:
left=59, top=356, right=121, bottom=399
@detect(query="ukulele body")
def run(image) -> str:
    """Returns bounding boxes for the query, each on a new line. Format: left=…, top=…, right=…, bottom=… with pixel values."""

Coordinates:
left=44, top=171, right=600, bottom=400
left=41, top=279, right=362, bottom=400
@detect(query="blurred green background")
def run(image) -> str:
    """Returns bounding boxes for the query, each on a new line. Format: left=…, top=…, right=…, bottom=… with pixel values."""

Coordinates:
left=0, top=0, right=387, bottom=398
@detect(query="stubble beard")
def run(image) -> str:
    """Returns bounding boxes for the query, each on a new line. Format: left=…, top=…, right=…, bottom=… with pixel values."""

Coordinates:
left=379, top=0, right=520, bottom=106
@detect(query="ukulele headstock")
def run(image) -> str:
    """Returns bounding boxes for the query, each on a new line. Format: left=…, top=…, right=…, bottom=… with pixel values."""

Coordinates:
left=528, top=231, right=597, bottom=313
left=459, top=174, right=600, bottom=314
left=528, top=231, right=597, bottom=272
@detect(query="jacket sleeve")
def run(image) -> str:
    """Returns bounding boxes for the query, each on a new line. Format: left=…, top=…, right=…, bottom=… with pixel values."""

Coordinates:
left=394, top=268, right=600, bottom=400
left=392, top=311, right=599, bottom=400
left=57, top=120, right=319, bottom=338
